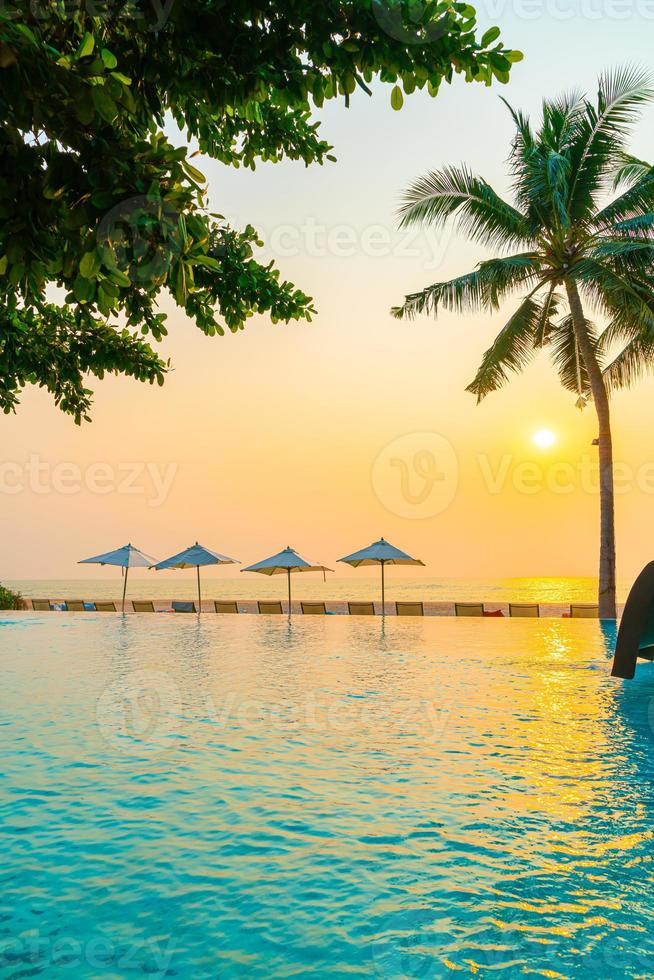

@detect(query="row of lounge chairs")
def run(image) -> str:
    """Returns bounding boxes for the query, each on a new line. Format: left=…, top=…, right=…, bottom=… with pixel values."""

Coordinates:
left=28, top=599, right=600, bottom=617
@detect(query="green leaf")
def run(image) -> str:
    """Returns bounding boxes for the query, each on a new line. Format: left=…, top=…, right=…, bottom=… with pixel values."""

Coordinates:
left=76, top=33, right=95, bottom=60
left=492, top=69, right=510, bottom=84
left=175, top=263, right=187, bottom=304
left=76, top=98, right=95, bottom=125
left=183, top=162, right=206, bottom=184
left=96, top=285, right=113, bottom=315
left=101, top=48, right=117, bottom=69
left=73, top=276, right=95, bottom=302
left=481, top=26, right=501, bottom=46
left=192, top=256, right=222, bottom=272
left=108, top=268, right=131, bottom=287
left=91, top=87, right=118, bottom=124
left=391, top=85, right=404, bottom=111
left=99, top=278, right=119, bottom=298
left=9, top=263, right=25, bottom=285
left=489, top=52, right=511, bottom=72
left=79, top=251, right=100, bottom=278
left=506, top=50, right=524, bottom=63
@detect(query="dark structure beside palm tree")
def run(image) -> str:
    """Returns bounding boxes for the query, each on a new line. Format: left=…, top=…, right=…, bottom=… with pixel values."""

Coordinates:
left=394, top=68, right=654, bottom=619
left=611, top=562, right=654, bottom=678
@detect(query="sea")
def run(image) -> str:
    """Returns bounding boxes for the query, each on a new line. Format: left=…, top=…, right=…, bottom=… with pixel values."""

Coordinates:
left=5, top=576, right=625, bottom=605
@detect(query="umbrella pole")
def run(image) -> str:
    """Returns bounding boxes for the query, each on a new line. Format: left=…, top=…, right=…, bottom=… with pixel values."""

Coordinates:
left=381, top=561, right=385, bottom=616
left=121, top=564, right=129, bottom=614
left=287, top=567, right=292, bottom=616
left=197, top=565, right=201, bottom=614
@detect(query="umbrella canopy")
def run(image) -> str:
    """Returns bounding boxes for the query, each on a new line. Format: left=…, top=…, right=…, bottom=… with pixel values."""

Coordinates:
left=338, top=537, right=424, bottom=612
left=79, top=543, right=156, bottom=568
left=79, top=543, right=158, bottom=612
left=152, top=542, right=239, bottom=612
left=242, top=547, right=332, bottom=613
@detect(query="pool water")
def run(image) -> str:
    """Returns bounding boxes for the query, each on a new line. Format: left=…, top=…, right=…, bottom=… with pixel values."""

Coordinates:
left=2, top=615, right=654, bottom=978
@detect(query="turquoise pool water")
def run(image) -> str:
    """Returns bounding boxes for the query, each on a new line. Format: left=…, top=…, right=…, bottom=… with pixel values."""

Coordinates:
left=2, top=615, right=653, bottom=978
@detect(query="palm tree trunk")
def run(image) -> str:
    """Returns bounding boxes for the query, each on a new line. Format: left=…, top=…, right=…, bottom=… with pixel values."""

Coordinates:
left=565, top=280, right=617, bottom=619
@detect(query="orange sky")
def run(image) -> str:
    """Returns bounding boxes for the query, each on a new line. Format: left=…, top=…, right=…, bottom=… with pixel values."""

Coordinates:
left=3, top=10, right=654, bottom=582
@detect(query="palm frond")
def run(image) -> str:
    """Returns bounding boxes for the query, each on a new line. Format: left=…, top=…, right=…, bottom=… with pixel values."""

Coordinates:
left=612, top=152, right=653, bottom=189
left=615, top=212, right=654, bottom=233
left=592, top=235, right=654, bottom=261
left=593, top=169, right=654, bottom=229
left=506, top=93, right=582, bottom=230
left=398, top=165, right=531, bottom=250
left=501, top=97, right=535, bottom=165
left=535, top=284, right=563, bottom=345
left=466, top=289, right=554, bottom=401
left=603, top=331, right=654, bottom=392
left=546, top=313, right=602, bottom=400
left=567, top=66, right=654, bottom=219
left=392, top=254, right=542, bottom=320
left=574, top=256, right=654, bottom=324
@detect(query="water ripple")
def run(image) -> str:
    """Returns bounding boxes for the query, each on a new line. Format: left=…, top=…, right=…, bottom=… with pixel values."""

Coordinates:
left=1, top=616, right=654, bottom=977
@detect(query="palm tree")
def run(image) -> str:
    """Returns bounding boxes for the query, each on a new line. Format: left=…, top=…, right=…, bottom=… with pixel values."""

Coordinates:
left=393, top=68, right=654, bottom=619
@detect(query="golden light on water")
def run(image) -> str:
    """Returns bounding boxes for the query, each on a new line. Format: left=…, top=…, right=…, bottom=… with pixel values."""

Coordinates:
left=533, top=428, right=557, bottom=450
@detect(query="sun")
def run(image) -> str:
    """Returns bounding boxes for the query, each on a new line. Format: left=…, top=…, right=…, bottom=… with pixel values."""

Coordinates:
left=533, top=428, right=557, bottom=449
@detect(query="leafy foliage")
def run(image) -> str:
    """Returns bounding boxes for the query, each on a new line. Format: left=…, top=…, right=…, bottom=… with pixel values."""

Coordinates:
left=0, top=0, right=520, bottom=421
left=0, top=583, right=23, bottom=610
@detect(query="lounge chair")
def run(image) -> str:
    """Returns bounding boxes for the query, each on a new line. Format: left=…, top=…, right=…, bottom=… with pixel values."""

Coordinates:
left=258, top=601, right=283, bottom=614
left=66, top=600, right=86, bottom=612
left=31, top=599, right=51, bottom=611
left=214, top=600, right=239, bottom=614
left=395, top=601, right=424, bottom=617
left=172, top=600, right=196, bottom=613
left=569, top=603, right=599, bottom=618
left=95, top=601, right=116, bottom=612
left=509, top=603, right=540, bottom=618
left=455, top=602, right=484, bottom=617
left=348, top=601, right=375, bottom=616
left=133, top=600, right=155, bottom=612
left=612, top=560, right=654, bottom=678
left=301, top=601, right=327, bottom=615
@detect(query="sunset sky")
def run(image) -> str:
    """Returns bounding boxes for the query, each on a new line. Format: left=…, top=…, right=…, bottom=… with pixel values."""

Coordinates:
left=3, top=5, right=654, bottom=582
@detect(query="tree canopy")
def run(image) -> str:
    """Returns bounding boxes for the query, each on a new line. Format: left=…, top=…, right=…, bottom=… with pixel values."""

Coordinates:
left=0, top=0, right=520, bottom=421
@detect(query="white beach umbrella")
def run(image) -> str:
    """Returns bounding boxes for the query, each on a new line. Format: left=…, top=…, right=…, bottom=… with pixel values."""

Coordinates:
left=337, top=537, right=425, bottom=612
left=242, top=546, right=332, bottom=614
left=79, top=543, right=158, bottom=613
left=152, top=542, right=239, bottom=613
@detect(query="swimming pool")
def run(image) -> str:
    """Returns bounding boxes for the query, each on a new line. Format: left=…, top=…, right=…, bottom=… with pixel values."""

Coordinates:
left=2, top=615, right=653, bottom=977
